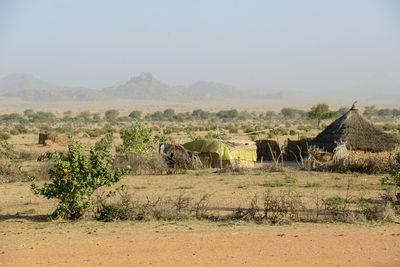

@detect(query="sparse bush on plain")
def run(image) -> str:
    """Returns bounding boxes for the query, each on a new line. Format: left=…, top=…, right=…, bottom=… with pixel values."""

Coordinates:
left=96, top=192, right=211, bottom=222
left=31, top=135, right=131, bottom=219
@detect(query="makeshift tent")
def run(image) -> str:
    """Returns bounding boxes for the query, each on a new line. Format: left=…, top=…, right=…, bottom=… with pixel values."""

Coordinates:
left=183, top=139, right=257, bottom=168
left=311, top=105, right=399, bottom=152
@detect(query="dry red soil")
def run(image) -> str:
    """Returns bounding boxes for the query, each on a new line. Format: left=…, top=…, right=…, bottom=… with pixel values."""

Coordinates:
left=1, top=222, right=400, bottom=266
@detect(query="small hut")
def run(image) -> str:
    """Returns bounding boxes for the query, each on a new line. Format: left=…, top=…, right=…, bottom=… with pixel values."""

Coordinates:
left=183, top=139, right=257, bottom=168
left=310, top=104, right=399, bottom=152
left=255, top=140, right=281, bottom=161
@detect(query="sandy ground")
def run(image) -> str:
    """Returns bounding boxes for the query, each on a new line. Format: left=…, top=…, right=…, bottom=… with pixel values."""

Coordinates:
left=1, top=161, right=399, bottom=266
left=1, top=219, right=400, bottom=267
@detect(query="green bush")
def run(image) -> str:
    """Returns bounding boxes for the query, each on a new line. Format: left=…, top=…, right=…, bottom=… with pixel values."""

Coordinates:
left=386, top=152, right=400, bottom=186
left=0, top=140, right=15, bottom=158
left=30, top=134, right=131, bottom=219
left=105, top=109, right=119, bottom=121
left=0, top=131, right=10, bottom=140
left=119, top=122, right=165, bottom=156
left=381, top=152, right=400, bottom=203
left=129, top=110, right=142, bottom=120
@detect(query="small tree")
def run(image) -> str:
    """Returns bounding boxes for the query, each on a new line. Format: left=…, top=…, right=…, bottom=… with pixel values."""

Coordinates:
left=77, top=111, right=92, bottom=122
left=128, top=110, right=142, bottom=120
left=119, top=122, right=164, bottom=156
left=308, top=103, right=338, bottom=127
left=191, top=109, right=210, bottom=120
left=105, top=109, right=119, bottom=121
left=0, top=140, right=15, bottom=158
left=163, top=109, right=175, bottom=119
left=31, top=134, right=131, bottom=219
left=363, top=105, right=377, bottom=118
left=337, top=107, right=348, bottom=116
left=23, top=109, right=35, bottom=119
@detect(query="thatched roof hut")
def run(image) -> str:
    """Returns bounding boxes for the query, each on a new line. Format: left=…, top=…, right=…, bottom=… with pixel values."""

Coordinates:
left=311, top=105, right=399, bottom=152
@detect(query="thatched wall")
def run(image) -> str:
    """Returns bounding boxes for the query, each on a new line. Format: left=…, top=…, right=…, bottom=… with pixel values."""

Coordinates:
left=255, top=140, right=281, bottom=161
left=285, top=138, right=312, bottom=161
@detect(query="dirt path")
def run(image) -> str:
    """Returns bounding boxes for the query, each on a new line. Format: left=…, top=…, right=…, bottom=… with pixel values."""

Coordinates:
left=1, top=222, right=400, bottom=266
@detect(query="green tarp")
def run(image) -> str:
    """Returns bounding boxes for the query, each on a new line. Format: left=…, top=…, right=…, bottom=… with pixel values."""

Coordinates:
left=183, top=139, right=257, bottom=162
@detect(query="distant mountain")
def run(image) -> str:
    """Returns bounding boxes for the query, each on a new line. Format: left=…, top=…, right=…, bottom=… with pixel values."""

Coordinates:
left=0, top=74, right=106, bottom=101
left=103, top=72, right=183, bottom=100
left=0, top=73, right=65, bottom=92
left=1, top=72, right=399, bottom=106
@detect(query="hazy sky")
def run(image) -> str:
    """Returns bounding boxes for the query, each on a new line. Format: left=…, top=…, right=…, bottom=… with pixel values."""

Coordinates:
left=0, top=0, right=399, bottom=91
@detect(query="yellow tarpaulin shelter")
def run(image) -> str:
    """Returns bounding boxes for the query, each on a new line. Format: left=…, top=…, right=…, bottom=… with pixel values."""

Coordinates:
left=183, top=139, right=257, bottom=162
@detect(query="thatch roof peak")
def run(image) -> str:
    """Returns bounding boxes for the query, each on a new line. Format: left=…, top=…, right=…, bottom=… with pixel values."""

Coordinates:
left=311, top=106, right=399, bottom=152
left=350, top=100, right=358, bottom=110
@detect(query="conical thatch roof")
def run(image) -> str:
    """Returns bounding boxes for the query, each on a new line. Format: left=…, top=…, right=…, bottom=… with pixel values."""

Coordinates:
left=311, top=106, right=399, bottom=152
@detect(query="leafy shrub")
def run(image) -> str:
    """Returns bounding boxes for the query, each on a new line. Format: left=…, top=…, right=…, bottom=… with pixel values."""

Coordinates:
left=381, top=152, right=400, bottom=203
left=105, top=109, right=119, bottom=121
left=0, top=131, right=10, bottom=140
left=0, top=140, right=16, bottom=159
left=85, top=127, right=108, bottom=138
left=30, top=134, right=131, bottom=219
left=31, top=112, right=57, bottom=123
left=14, top=124, right=29, bottom=134
left=383, top=152, right=400, bottom=186
left=128, top=110, right=142, bottom=120
left=119, top=122, right=164, bottom=156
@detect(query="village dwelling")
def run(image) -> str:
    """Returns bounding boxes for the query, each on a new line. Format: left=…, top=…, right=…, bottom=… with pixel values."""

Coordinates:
left=310, top=103, right=400, bottom=158
left=183, top=139, right=257, bottom=168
